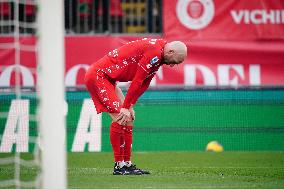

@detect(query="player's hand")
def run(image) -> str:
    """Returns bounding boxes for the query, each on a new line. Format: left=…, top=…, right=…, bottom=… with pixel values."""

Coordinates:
left=116, top=108, right=131, bottom=125
left=129, top=108, right=135, bottom=121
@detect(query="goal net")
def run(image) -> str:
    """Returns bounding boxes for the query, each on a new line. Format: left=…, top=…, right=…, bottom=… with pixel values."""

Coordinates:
left=0, top=0, right=66, bottom=188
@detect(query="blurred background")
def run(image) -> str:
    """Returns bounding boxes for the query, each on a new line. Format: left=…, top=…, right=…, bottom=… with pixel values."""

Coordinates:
left=0, top=0, right=284, bottom=152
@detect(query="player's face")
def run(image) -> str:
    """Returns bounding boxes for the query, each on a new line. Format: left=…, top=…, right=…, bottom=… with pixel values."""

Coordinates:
left=163, top=51, right=185, bottom=67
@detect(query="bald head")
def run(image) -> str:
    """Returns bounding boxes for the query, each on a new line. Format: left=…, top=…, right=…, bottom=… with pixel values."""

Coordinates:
left=163, top=41, right=187, bottom=66
left=165, top=41, right=187, bottom=55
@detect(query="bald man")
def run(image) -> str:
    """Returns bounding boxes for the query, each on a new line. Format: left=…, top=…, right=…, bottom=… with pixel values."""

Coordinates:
left=85, top=38, right=187, bottom=175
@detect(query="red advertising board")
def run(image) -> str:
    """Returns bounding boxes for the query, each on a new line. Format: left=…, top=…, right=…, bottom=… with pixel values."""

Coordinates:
left=164, top=0, right=284, bottom=40
left=1, top=36, right=284, bottom=87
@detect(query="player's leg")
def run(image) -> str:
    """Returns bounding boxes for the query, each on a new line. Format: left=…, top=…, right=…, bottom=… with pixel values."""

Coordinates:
left=109, top=115, right=133, bottom=163
left=108, top=113, right=142, bottom=175
left=85, top=74, right=129, bottom=175
left=85, top=71, right=146, bottom=175
left=123, top=120, right=150, bottom=175
left=109, top=114, right=150, bottom=175
left=123, top=121, right=133, bottom=163
left=89, top=81, right=142, bottom=175
left=109, top=120, right=129, bottom=175
left=92, top=86, right=131, bottom=175
left=108, top=114, right=133, bottom=164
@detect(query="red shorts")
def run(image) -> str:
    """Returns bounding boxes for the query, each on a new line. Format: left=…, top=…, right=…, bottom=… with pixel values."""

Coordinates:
left=84, top=57, right=121, bottom=114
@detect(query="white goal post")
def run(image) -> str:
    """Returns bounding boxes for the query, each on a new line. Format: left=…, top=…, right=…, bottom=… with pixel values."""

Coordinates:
left=38, top=0, right=67, bottom=189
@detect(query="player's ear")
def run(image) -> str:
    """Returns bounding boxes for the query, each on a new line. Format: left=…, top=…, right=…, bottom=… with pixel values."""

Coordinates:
left=169, top=50, right=175, bottom=54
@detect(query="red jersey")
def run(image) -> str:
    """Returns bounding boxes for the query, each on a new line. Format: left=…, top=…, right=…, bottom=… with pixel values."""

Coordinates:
left=92, top=38, right=167, bottom=109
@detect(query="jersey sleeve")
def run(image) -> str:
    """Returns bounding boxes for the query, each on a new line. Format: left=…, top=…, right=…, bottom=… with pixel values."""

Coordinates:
left=130, top=73, right=156, bottom=105
left=122, top=48, right=160, bottom=109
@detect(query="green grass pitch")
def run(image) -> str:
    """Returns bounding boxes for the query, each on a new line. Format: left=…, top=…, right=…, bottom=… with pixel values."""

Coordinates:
left=1, top=152, right=284, bottom=189
left=69, top=152, right=284, bottom=189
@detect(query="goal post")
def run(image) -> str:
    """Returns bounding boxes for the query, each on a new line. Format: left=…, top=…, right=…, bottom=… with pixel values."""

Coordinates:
left=38, top=0, right=67, bottom=189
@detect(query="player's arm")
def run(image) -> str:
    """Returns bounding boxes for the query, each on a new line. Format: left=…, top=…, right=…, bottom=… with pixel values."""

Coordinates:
left=122, top=70, right=147, bottom=109
left=117, top=70, right=152, bottom=125
left=115, top=85, right=135, bottom=121
left=130, top=73, right=155, bottom=105
left=118, top=48, right=159, bottom=125
left=122, top=51, right=159, bottom=109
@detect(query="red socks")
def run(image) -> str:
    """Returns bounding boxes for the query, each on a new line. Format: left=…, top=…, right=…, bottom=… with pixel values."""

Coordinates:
left=110, top=122, right=133, bottom=162
left=124, top=125, right=133, bottom=162
left=110, top=122, right=124, bottom=162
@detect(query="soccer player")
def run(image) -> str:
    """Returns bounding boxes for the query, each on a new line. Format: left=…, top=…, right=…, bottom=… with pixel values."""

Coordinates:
left=85, top=38, right=187, bottom=175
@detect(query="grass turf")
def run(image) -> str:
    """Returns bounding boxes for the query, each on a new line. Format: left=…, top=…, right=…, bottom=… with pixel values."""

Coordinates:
left=67, top=152, right=284, bottom=189
left=1, top=152, right=284, bottom=189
